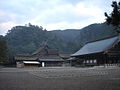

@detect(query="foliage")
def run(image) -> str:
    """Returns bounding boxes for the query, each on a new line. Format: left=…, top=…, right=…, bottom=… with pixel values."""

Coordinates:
left=105, top=1, right=120, bottom=33
left=77, top=23, right=117, bottom=46
left=6, top=24, right=49, bottom=55
left=0, top=36, right=8, bottom=62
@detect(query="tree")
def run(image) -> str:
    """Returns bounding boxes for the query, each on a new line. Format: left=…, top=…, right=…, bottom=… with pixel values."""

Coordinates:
left=0, top=36, right=8, bottom=62
left=105, top=1, right=120, bottom=33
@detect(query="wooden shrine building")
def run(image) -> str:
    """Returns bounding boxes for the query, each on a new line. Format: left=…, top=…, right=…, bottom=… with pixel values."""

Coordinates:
left=15, top=45, right=70, bottom=67
left=72, top=35, right=120, bottom=66
left=15, top=54, right=40, bottom=68
left=32, top=45, right=65, bottom=67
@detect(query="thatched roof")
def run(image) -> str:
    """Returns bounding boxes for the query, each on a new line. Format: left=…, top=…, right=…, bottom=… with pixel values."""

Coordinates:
left=15, top=54, right=38, bottom=61
left=32, top=45, right=59, bottom=56
left=15, top=45, right=69, bottom=61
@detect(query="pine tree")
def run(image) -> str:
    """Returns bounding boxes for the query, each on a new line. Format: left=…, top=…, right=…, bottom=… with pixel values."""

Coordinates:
left=105, top=1, right=120, bottom=33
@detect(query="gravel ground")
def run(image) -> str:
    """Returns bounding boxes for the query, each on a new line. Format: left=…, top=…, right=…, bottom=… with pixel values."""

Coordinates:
left=0, top=67, right=120, bottom=90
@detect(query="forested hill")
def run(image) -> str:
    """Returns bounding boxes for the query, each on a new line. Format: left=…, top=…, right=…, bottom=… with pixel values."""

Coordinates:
left=5, top=23, right=117, bottom=57
left=77, top=23, right=117, bottom=46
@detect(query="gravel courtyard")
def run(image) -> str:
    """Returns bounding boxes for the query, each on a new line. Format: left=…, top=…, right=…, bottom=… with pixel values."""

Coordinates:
left=0, top=67, right=120, bottom=90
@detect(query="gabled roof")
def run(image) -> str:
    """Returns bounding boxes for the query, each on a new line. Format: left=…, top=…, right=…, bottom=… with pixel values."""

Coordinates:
left=15, top=45, right=64, bottom=61
left=32, top=45, right=59, bottom=56
left=72, top=35, right=120, bottom=57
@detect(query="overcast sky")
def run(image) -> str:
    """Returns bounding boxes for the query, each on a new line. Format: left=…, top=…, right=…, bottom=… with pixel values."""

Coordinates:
left=0, top=0, right=119, bottom=35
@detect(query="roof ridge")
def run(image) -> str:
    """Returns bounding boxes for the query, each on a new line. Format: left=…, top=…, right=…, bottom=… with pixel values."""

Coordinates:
left=87, top=34, right=118, bottom=44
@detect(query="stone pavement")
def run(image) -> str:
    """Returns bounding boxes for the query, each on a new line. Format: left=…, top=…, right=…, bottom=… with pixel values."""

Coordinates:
left=0, top=67, right=120, bottom=90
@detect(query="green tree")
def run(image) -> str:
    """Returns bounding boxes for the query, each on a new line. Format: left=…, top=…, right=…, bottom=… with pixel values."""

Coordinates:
left=105, top=1, right=120, bottom=33
left=0, top=36, right=8, bottom=62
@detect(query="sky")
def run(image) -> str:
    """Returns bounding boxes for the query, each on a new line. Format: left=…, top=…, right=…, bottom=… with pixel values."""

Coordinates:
left=0, top=0, right=119, bottom=35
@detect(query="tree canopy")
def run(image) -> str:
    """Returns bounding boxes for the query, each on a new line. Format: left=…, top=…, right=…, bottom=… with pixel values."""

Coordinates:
left=0, top=36, right=8, bottom=62
left=105, top=1, right=120, bottom=33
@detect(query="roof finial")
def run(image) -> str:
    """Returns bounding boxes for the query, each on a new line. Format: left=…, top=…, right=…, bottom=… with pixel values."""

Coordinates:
left=41, top=39, right=49, bottom=48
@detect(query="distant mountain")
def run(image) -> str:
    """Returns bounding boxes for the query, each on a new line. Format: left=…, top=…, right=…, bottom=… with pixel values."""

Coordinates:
left=51, top=29, right=81, bottom=52
left=51, top=23, right=117, bottom=52
left=52, top=29, right=80, bottom=43
left=5, top=23, right=117, bottom=58
left=77, top=23, right=117, bottom=46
